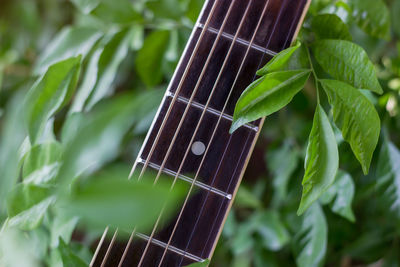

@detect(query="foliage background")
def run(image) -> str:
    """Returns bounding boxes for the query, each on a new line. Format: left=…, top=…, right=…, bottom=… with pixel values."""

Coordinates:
left=0, top=0, right=400, bottom=266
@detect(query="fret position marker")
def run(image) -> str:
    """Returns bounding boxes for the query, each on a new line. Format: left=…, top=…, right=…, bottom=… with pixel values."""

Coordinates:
left=191, top=141, right=206, bottom=156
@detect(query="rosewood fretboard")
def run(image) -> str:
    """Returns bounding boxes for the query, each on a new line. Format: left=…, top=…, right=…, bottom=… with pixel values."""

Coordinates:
left=92, top=0, right=310, bottom=266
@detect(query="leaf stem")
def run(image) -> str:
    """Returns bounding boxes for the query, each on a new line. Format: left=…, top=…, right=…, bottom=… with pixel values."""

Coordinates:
left=306, top=45, right=320, bottom=103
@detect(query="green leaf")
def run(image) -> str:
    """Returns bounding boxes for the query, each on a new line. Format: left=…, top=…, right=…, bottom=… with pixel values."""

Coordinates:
left=257, top=41, right=301, bottom=76
left=320, top=79, right=380, bottom=174
left=57, top=238, right=87, bottom=267
left=235, top=186, right=262, bottom=209
left=135, top=30, right=171, bottom=87
left=293, top=203, right=327, bottom=267
left=320, top=170, right=355, bottom=222
left=70, top=0, right=99, bottom=14
left=255, top=211, right=290, bottom=251
left=50, top=215, right=79, bottom=248
left=34, top=27, right=101, bottom=74
left=90, top=0, right=142, bottom=24
left=22, top=142, right=62, bottom=178
left=6, top=184, right=55, bottom=230
left=376, top=139, right=400, bottom=218
left=351, top=0, right=391, bottom=40
left=392, top=0, right=400, bottom=37
left=186, top=259, right=210, bottom=267
left=59, top=170, right=185, bottom=231
left=313, top=40, right=383, bottom=94
left=230, top=70, right=311, bottom=132
left=298, top=104, right=338, bottom=215
left=25, top=56, right=81, bottom=144
left=311, top=14, right=352, bottom=41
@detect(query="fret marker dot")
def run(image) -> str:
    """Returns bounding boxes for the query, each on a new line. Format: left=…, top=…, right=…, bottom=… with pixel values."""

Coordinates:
left=191, top=141, right=205, bottom=156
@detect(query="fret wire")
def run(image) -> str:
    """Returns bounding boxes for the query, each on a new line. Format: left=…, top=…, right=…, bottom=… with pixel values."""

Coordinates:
left=186, top=0, right=293, bottom=260
left=95, top=1, right=221, bottom=266
left=157, top=1, right=272, bottom=264
left=136, top=1, right=239, bottom=265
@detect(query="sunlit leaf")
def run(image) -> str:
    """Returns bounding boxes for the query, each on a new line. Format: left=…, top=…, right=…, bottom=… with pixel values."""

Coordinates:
left=34, top=27, right=101, bottom=74
left=298, top=105, right=338, bottom=215
left=136, top=30, right=171, bottom=87
left=376, top=139, right=400, bottom=218
left=320, top=170, right=355, bottom=222
left=351, top=0, right=391, bottom=40
left=25, top=56, right=81, bottom=144
left=313, top=40, right=383, bottom=94
left=320, top=79, right=380, bottom=174
left=257, top=41, right=301, bottom=76
left=230, top=70, right=311, bottom=132
left=293, top=203, right=327, bottom=267
left=311, top=14, right=352, bottom=41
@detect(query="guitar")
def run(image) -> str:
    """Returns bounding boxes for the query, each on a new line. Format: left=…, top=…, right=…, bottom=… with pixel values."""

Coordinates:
left=91, top=0, right=310, bottom=266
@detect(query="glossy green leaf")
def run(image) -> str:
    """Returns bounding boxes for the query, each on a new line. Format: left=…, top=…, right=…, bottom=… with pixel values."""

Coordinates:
left=351, top=0, right=391, bottom=40
left=293, top=203, right=327, bottom=267
left=136, top=30, right=171, bottom=87
left=320, top=79, right=380, bottom=174
left=311, top=14, right=352, bottom=41
left=376, top=139, right=400, bottom=218
left=34, top=27, right=101, bottom=74
left=59, top=171, right=185, bottom=231
left=25, top=56, right=81, bottom=144
left=298, top=105, right=338, bottom=215
left=257, top=41, right=301, bottom=76
left=186, top=259, right=210, bottom=267
left=57, top=238, right=87, bottom=267
left=313, top=40, right=383, bottom=94
left=6, top=184, right=55, bottom=230
left=231, top=70, right=311, bottom=133
left=320, top=170, right=355, bottom=222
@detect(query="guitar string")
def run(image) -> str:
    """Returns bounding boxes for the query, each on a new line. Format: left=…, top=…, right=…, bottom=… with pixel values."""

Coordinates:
left=96, top=1, right=221, bottom=266
left=156, top=1, right=274, bottom=264
left=155, top=0, right=255, bottom=265
left=187, top=0, right=294, bottom=261
left=135, top=1, right=239, bottom=265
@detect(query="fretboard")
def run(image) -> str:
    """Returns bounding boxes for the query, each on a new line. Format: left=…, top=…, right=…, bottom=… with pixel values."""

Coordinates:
left=92, top=0, right=310, bottom=266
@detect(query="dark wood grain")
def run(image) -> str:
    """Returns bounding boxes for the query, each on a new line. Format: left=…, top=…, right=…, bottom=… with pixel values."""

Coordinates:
left=91, top=0, right=310, bottom=266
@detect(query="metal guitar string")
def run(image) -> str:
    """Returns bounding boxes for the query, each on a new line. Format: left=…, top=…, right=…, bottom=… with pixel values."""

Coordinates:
left=187, top=0, right=295, bottom=261
left=95, top=1, right=220, bottom=266
left=135, top=1, right=238, bottom=265
left=155, top=1, right=256, bottom=265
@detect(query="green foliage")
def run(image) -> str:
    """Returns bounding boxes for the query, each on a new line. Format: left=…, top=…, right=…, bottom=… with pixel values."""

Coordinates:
left=1, top=0, right=400, bottom=266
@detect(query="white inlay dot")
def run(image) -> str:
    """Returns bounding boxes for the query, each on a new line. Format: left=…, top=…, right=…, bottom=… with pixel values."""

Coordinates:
left=191, top=141, right=205, bottom=156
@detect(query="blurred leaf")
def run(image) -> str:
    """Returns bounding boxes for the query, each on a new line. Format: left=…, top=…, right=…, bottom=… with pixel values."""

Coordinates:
left=254, top=211, right=290, bottom=251
left=257, top=41, right=301, bottom=76
left=50, top=215, right=79, bottom=248
left=320, top=79, right=380, bottom=174
left=70, top=0, right=100, bottom=14
left=146, top=0, right=185, bottom=20
left=298, top=105, right=338, bottom=215
left=376, top=139, right=400, bottom=218
left=311, top=14, right=352, bottom=41
left=268, top=141, right=299, bottom=206
left=0, top=93, right=26, bottom=212
left=313, top=40, right=383, bottom=94
left=25, top=56, right=81, bottom=144
left=83, top=29, right=133, bottom=111
left=392, top=0, right=400, bottom=37
left=320, top=170, right=355, bottom=222
left=90, top=0, right=142, bottom=25
left=351, top=0, right=391, bottom=40
left=57, top=238, right=87, bottom=267
left=6, top=184, right=55, bottom=230
left=34, top=27, right=101, bottom=74
left=235, top=186, right=262, bottom=209
left=59, top=171, right=185, bottom=231
left=186, top=0, right=204, bottom=23
left=136, top=30, right=170, bottom=87
left=22, top=142, right=62, bottom=178
left=293, top=203, right=327, bottom=267
left=230, top=70, right=311, bottom=133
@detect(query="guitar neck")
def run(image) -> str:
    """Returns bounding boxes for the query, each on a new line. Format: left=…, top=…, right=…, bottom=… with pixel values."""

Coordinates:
left=92, top=0, right=310, bottom=266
